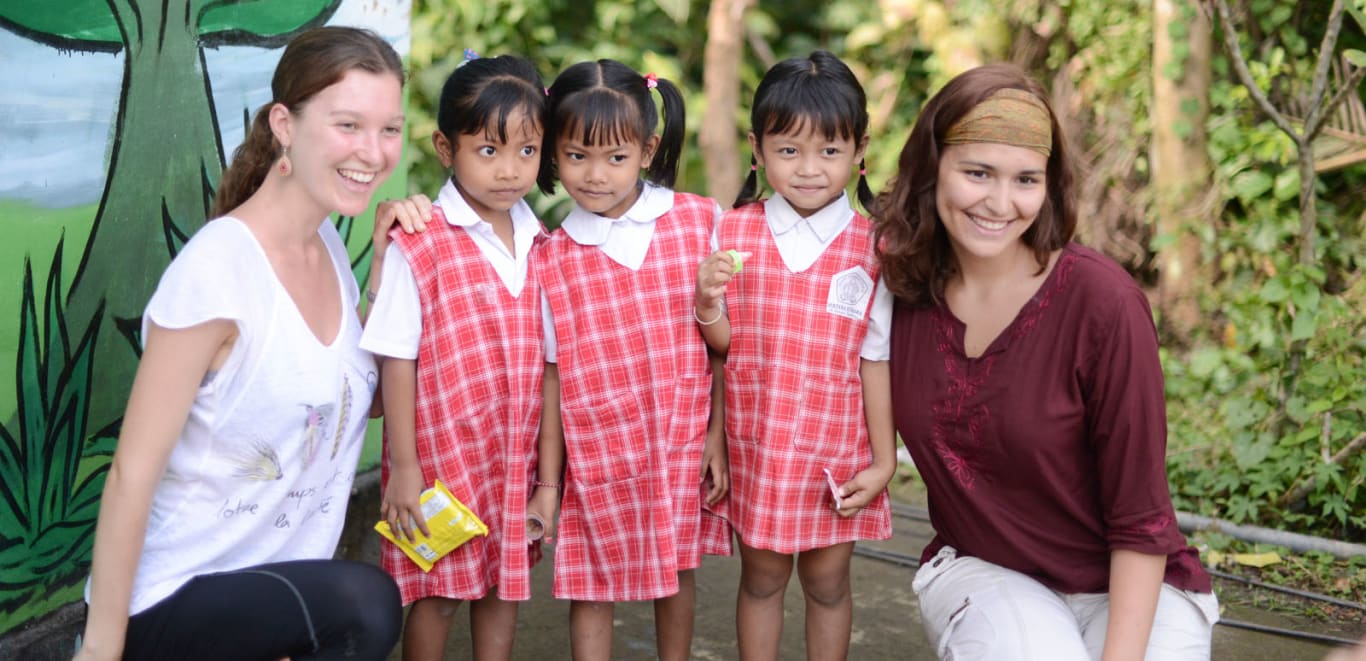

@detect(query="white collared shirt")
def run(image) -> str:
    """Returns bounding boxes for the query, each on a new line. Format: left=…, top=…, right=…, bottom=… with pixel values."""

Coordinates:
left=710, top=193, right=892, bottom=361
left=558, top=181, right=675, bottom=270
left=360, top=179, right=542, bottom=360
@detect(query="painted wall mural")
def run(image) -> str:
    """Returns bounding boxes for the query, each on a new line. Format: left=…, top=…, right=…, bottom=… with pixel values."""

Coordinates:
left=0, top=0, right=411, bottom=635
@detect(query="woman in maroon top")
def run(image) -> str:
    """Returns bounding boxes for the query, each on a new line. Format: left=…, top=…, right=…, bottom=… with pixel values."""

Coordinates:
left=874, top=64, right=1217, bottom=660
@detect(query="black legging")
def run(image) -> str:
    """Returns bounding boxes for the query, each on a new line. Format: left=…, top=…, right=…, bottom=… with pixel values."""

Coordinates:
left=121, top=559, right=401, bottom=660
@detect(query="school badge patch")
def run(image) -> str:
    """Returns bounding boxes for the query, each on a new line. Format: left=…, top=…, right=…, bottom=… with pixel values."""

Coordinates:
left=826, top=267, right=873, bottom=320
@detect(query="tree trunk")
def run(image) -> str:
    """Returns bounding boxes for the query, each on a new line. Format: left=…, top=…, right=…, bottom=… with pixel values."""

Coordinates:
left=66, top=0, right=223, bottom=430
left=1150, top=0, right=1211, bottom=339
left=699, top=0, right=753, bottom=208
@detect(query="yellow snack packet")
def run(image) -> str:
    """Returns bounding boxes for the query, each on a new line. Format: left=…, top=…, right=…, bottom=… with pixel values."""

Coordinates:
left=374, top=479, right=488, bottom=572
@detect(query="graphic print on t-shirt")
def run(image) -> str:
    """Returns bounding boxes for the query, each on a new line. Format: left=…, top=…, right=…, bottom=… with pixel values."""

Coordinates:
left=230, top=439, right=284, bottom=481
left=299, top=402, right=333, bottom=469
left=329, top=374, right=352, bottom=460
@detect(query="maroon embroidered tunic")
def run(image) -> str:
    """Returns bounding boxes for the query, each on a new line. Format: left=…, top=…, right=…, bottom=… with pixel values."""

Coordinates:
left=889, top=243, right=1211, bottom=594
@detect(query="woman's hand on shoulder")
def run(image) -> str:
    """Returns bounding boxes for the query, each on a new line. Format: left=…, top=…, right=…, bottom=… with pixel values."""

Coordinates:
left=833, top=462, right=895, bottom=518
left=371, top=194, right=433, bottom=255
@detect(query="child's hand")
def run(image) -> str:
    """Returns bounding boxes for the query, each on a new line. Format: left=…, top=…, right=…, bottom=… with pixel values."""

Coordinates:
left=381, top=464, right=431, bottom=542
left=695, top=250, right=750, bottom=318
left=700, top=429, right=730, bottom=505
left=526, top=484, right=560, bottom=543
left=371, top=194, right=433, bottom=257
left=832, top=463, right=895, bottom=517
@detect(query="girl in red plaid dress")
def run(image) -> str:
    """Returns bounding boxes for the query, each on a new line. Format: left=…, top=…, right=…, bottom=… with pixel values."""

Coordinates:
left=361, top=54, right=562, bottom=661
left=535, top=59, right=732, bottom=661
left=694, top=51, right=896, bottom=660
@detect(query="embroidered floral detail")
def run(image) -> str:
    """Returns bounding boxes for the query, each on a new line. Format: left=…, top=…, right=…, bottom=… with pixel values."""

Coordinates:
left=1115, top=513, right=1174, bottom=537
left=929, top=306, right=998, bottom=490
left=1009, top=250, right=1076, bottom=342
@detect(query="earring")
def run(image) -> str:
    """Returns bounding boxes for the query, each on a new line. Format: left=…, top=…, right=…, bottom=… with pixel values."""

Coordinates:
left=278, top=146, right=292, bottom=177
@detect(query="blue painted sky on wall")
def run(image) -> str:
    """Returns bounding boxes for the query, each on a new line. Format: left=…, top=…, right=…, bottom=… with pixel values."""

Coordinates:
left=0, top=1, right=411, bottom=209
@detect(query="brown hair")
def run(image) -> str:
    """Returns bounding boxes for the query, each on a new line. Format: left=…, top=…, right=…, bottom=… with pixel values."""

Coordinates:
left=872, top=64, right=1075, bottom=307
left=210, top=26, right=405, bottom=218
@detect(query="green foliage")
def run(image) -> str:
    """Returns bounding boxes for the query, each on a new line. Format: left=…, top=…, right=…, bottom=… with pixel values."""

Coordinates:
left=0, top=240, right=117, bottom=632
left=1164, top=0, right=1366, bottom=541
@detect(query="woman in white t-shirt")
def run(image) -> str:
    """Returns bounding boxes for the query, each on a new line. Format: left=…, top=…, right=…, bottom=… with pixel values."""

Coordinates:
left=77, top=27, right=407, bottom=661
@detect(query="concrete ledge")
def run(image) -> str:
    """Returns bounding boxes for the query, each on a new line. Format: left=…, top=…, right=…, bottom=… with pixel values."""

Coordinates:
left=0, top=468, right=385, bottom=660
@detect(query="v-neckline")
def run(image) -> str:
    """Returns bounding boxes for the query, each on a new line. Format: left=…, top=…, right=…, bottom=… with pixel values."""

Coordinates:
left=941, top=247, right=1069, bottom=360
left=228, top=217, right=346, bottom=348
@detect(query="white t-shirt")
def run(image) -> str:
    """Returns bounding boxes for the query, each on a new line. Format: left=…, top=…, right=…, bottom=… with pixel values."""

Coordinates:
left=710, top=193, right=892, bottom=361
left=360, top=180, right=542, bottom=359
left=91, top=217, right=378, bottom=615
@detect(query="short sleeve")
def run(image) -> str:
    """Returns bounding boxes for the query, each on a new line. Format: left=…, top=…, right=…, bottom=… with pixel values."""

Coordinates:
left=859, top=275, right=893, bottom=361
left=141, top=219, right=258, bottom=344
left=709, top=202, right=723, bottom=253
left=359, top=244, right=423, bottom=360
left=542, top=292, right=558, bottom=364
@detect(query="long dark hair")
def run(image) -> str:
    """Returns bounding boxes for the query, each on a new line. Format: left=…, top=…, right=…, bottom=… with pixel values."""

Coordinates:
left=436, top=55, right=546, bottom=148
left=872, top=64, right=1076, bottom=307
left=734, top=50, right=874, bottom=211
left=537, top=59, right=685, bottom=195
left=211, top=27, right=405, bottom=218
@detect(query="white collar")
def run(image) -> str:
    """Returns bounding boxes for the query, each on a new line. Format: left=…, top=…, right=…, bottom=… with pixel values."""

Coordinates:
left=435, top=178, right=540, bottom=235
left=561, top=181, right=674, bottom=246
left=764, top=192, right=854, bottom=243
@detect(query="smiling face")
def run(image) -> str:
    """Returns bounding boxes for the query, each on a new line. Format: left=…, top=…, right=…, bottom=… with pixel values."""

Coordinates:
left=752, top=121, right=867, bottom=217
left=275, top=69, right=405, bottom=217
left=935, top=142, right=1049, bottom=265
left=437, top=109, right=543, bottom=222
left=554, top=127, right=658, bottom=219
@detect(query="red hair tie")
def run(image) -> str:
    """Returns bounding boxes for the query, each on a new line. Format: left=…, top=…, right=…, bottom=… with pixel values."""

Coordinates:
left=644, top=72, right=658, bottom=90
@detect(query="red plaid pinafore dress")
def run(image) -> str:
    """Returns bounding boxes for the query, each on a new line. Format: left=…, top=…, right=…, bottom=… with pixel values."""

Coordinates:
left=720, top=201, right=893, bottom=553
left=539, top=192, right=731, bottom=602
left=381, top=205, right=546, bottom=603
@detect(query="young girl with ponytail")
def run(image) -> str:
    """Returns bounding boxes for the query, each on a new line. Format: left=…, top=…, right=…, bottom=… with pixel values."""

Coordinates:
left=536, top=59, right=731, bottom=661
left=693, top=50, right=895, bottom=661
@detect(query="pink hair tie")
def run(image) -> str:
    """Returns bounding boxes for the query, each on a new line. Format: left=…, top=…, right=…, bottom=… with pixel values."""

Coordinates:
left=751, top=164, right=758, bottom=172
left=859, top=167, right=867, bottom=175
left=544, top=87, right=550, bottom=96
left=644, top=72, right=658, bottom=90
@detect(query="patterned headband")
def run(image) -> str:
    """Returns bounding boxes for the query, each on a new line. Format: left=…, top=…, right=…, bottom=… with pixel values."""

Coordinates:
left=944, top=88, right=1052, bottom=157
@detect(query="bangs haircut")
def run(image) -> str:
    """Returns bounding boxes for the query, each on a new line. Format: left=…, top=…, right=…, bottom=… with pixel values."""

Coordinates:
left=753, top=73, right=863, bottom=145
left=553, top=87, right=651, bottom=148
left=734, top=50, right=874, bottom=210
left=436, top=55, right=546, bottom=144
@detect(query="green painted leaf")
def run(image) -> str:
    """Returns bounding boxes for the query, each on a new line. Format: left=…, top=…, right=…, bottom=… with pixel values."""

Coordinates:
left=0, top=0, right=121, bottom=49
left=199, top=0, right=341, bottom=44
left=1345, top=49, right=1366, bottom=68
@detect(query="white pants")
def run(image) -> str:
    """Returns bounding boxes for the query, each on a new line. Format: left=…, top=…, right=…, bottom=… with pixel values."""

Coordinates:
left=912, top=546, right=1219, bottom=661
